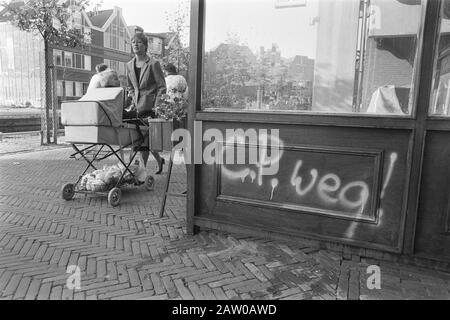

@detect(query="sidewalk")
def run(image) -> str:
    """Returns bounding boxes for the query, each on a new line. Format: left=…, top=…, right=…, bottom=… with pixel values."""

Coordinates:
left=0, top=136, right=449, bottom=300
left=0, top=132, right=68, bottom=156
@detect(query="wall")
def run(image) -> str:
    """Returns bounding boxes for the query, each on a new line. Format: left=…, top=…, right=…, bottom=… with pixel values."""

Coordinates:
left=0, top=22, right=43, bottom=108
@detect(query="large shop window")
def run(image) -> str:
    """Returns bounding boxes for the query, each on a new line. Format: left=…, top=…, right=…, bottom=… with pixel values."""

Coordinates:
left=430, top=0, right=450, bottom=116
left=202, top=0, right=425, bottom=115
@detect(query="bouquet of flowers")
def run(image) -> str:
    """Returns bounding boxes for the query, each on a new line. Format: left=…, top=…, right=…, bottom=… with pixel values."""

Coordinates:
left=155, top=89, right=187, bottom=121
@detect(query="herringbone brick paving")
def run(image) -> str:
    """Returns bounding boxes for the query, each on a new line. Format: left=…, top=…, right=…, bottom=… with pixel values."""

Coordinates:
left=0, top=147, right=449, bottom=300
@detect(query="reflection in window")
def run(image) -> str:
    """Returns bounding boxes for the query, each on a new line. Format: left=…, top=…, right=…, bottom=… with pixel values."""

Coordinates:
left=431, top=0, right=450, bottom=116
left=202, top=0, right=424, bottom=115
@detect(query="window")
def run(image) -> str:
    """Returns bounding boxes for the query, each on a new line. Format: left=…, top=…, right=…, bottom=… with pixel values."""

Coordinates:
left=75, top=82, right=83, bottom=97
left=57, top=80, right=64, bottom=97
left=103, top=15, right=130, bottom=53
left=104, top=29, right=111, bottom=48
left=69, top=11, right=82, bottom=30
left=83, top=26, right=91, bottom=44
left=202, top=0, right=425, bottom=116
left=53, top=50, right=62, bottom=66
left=74, top=53, right=82, bottom=69
left=149, top=37, right=162, bottom=54
left=55, top=51, right=91, bottom=71
left=65, top=81, right=74, bottom=97
left=82, top=82, right=89, bottom=95
left=84, top=55, right=91, bottom=71
left=64, top=52, right=73, bottom=68
left=430, top=0, right=450, bottom=116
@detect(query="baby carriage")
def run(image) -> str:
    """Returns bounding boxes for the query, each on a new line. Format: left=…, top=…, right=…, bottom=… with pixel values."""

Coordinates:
left=60, top=87, right=155, bottom=207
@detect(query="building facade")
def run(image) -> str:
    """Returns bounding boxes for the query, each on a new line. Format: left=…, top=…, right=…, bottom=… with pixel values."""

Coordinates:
left=188, top=0, right=450, bottom=270
left=0, top=20, right=43, bottom=107
left=53, top=5, right=132, bottom=102
left=0, top=4, right=133, bottom=107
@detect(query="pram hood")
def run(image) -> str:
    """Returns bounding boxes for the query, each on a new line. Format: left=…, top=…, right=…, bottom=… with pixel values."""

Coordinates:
left=61, top=87, right=124, bottom=127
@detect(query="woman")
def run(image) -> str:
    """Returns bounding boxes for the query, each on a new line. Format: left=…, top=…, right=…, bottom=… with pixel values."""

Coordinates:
left=124, top=33, right=166, bottom=174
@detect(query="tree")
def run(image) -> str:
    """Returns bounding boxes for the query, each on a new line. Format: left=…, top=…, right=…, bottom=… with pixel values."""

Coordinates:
left=203, top=34, right=256, bottom=109
left=164, top=0, right=190, bottom=75
left=1, top=0, right=90, bottom=144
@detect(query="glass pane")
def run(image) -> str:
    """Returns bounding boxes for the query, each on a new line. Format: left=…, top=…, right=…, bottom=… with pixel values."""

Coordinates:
left=57, top=81, right=64, bottom=97
left=84, top=55, right=91, bottom=71
left=75, top=82, right=83, bottom=97
left=64, top=52, right=73, bottom=68
left=202, top=0, right=424, bottom=116
left=65, top=81, right=74, bottom=97
left=430, top=0, right=450, bottom=116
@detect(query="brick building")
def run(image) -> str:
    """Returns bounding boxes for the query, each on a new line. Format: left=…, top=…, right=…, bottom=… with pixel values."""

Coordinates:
left=0, top=3, right=133, bottom=107
left=53, top=5, right=133, bottom=102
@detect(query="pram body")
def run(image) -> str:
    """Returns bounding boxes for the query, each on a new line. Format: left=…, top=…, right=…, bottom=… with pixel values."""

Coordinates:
left=61, top=87, right=154, bottom=207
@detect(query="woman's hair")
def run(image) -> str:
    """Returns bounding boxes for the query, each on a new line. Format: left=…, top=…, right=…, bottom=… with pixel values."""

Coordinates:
left=164, top=63, right=178, bottom=75
left=95, top=63, right=108, bottom=73
left=131, top=33, right=148, bottom=49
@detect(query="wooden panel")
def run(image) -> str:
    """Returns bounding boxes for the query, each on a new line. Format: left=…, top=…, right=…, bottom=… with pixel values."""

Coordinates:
left=148, top=119, right=173, bottom=152
left=218, top=145, right=382, bottom=223
left=196, top=111, right=416, bottom=129
left=445, top=197, right=450, bottom=235
left=197, top=121, right=412, bottom=252
left=414, top=130, right=450, bottom=260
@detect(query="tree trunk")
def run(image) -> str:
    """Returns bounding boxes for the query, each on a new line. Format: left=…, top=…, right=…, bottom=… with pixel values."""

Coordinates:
left=51, top=65, right=58, bottom=144
left=42, top=41, right=52, bottom=145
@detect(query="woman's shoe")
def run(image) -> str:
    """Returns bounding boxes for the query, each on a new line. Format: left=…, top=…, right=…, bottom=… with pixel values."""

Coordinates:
left=156, top=158, right=165, bottom=174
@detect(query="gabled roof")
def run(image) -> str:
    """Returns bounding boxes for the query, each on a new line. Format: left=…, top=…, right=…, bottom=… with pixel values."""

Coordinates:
left=87, top=6, right=131, bottom=38
left=88, top=9, right=113, bottom=28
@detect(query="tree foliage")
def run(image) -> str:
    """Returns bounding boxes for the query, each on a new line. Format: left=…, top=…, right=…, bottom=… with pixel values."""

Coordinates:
left=0, top=0, right=92, bottom=144
left=1, top=0, right=90, bottom=49
left=164, top=0, right=190, bottom=74
left=203, top=34, right=257, bottom=108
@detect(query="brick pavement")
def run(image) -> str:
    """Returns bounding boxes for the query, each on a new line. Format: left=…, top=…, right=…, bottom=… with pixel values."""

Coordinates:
left=0, top=144, right=449, bottom=300
left=0, top=133, right=67, bottom=156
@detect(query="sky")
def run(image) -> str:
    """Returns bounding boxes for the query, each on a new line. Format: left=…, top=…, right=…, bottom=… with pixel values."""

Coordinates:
left=93, top=0, right=189, bottom=34
left=93, top=0, right=318, bottom=59
left=204, top=0, right=319, bottom=59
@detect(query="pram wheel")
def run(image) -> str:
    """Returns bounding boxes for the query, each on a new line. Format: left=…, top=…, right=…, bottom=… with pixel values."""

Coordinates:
left=145, top=176, right=155, bottom=191
left=108, top=187, right=122, bottom=207
left=62, top=183, right=75, bottom=201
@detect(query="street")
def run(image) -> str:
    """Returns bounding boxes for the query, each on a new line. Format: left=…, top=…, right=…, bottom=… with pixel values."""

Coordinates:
left=0, top=144, right=449, bottom=300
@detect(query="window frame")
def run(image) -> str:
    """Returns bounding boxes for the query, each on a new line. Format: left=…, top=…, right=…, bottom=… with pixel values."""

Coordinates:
left=198, top=0, right=428, bottom=119
left=428, top=0, right=450, bottom=119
